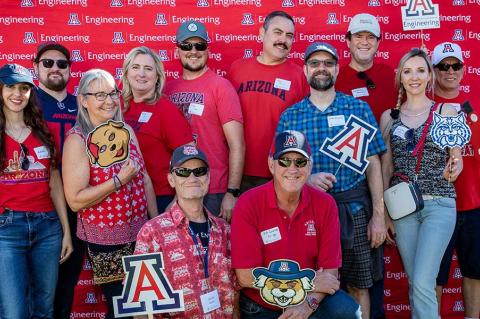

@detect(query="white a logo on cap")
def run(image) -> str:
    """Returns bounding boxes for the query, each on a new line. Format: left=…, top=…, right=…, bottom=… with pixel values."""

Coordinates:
left=188, top=23, right=198, bottom=32
left=284, top=134, right=298, bottom=147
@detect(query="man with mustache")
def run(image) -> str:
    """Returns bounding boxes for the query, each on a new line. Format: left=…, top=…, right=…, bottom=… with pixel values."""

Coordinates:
left=276, top=42, right=387, bottom=319
left=32, top=41, right=80, bottom=319
left=165, top=21, right=245, bottom=221
left=228, top=10, right=309, bottom=192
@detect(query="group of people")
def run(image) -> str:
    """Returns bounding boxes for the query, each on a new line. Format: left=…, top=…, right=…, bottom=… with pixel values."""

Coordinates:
left=0, top=9, right=478, bottom=319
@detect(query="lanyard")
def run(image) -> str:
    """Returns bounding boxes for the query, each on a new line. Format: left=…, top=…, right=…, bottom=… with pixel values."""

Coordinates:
left=188, top=219, right=210, bottom=278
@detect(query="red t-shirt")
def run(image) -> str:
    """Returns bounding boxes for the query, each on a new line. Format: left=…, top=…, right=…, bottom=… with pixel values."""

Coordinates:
left=165, top=69, right=243, bottom=194
left=123, top=97, right=192, bottom=196
left=0, top=133, right=54, bottom=213
left=228, top=58, right=309, bottom=178
left=336, top=63, right=397, bottom=122
left=435, top=93, right=480, bottom=211
left=231, top=181, right=341, bottom=310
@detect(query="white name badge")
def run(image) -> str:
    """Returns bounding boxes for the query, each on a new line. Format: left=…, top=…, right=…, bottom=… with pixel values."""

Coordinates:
left=34, top=146, right=50, bottom=159
left=351, top=87, right=369, bottom=98
left=261, top=227, right=282, bottom=245
left=327, top=115, right=346, bottom=127
left=138, top=111, right=152, bottom=123
left=188, top=103, right=204, bottom=116
left=451, top=103, right=461, bottom=112
left=200, top=289, right=221, bottom=314
left=274, top=78, right=291, bottom=91
left=393, top=125, right=410, bottom=139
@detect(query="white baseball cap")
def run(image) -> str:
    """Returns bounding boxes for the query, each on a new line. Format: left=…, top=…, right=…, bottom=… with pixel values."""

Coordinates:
left=432, top=42, right=464, bottom=65
left=348, top=13, right=381, bottom=38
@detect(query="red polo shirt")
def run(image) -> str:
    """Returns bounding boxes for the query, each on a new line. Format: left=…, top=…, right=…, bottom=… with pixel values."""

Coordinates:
left=231, top=181, right=341, bottom=310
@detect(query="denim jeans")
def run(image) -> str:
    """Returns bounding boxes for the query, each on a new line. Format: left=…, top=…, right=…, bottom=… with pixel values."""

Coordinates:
left=0, top=210, right=62, bottom=319
left=393, top=197, right=456, bottom=319
left=239, top=290, right=361, bottom=319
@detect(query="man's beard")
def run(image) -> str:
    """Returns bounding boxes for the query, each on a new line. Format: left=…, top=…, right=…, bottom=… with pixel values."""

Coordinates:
left=181, top=59, right=206, bottom=73
left=42, top=74, right=68, bottom=91
left=309, top=71, right=335, bottom=91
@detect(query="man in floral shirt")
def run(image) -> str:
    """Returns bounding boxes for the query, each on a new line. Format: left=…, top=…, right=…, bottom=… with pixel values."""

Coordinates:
left=134, top=144, right=236, bottom=318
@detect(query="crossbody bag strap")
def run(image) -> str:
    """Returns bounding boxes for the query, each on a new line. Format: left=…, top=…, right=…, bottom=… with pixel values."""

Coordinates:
left=411, top=104, right=438, bottom=176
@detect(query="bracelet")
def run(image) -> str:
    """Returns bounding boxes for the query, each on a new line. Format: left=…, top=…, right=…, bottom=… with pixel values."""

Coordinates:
left=113, top=174, right=122, bottom=191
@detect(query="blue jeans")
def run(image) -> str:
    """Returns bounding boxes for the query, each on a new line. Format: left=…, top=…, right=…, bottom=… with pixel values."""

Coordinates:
left=0, top=210, right=62, bottom=319
left=239, top=290, right=361, bottom=319
left=393, top=197, right=456, bottom=319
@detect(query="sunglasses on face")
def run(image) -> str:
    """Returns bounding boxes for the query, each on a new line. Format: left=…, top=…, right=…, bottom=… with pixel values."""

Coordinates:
left=435, top=62, right=463, bottom=72
left=306, top=59, right=337, bottom=68
left=20, top=143, right=30, bottom=170
left=39, top=58, right=70, bottom=69
left=172, top=166, right=208, bottom=178
left=357, top=71, right=376, bottom=89
left=84, top=90, right=121, bottom=102
left=277, top=157, right=309, bottom=168
left=177, top=42, right=208, bottom=52
left=405, top=128, right=416, bottom=153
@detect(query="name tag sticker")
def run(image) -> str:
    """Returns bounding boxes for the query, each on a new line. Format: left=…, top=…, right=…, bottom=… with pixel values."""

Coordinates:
left=451, top=103, right=461, bottom=112
left=200, top=289, right=221, bottom=313
left=138, top=111, right=152, bottom=123
left=188, top=103, right=204, bottom=116
left=261, top=227, right=282, bottom=245
left=393, top=125, right=410, bottom=139
left=327, top=115, right=346, bottom=127
left=34, top=146, right=50, bottom=159
left=274, top=78, right=291, bottom=91
left=351, top=87, right=369, bottom=98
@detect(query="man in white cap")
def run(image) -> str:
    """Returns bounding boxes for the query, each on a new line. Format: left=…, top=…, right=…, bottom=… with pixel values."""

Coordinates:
left=336, top=13, right=396, bottom=122
left=433, top=42, right=480, bottom=319
left=165, top=21, right=245, bottom=221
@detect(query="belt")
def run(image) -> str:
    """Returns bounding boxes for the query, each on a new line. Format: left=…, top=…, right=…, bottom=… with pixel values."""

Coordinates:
left=422, top=195, right=443, bottom=201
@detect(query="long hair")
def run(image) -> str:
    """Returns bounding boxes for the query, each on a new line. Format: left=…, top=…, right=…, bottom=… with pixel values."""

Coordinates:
left=76, top=69, right=123, bottom=135
left=121, top=46, right=166, bottom=112
left=0, top=83, right=57, bottom=170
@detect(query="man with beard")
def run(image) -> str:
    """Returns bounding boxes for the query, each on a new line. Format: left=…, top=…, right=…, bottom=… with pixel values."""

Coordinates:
left=165, top=21, right=245, bottom=220
left=33, top=42, right=81, bottom=319
left=228, top=11, right=309, bottom=192
left=276, top=42, right=386, bottom=319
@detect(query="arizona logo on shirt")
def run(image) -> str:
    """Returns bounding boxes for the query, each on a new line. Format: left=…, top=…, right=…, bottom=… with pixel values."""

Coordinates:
left=1, top=151, right=48, bottom=184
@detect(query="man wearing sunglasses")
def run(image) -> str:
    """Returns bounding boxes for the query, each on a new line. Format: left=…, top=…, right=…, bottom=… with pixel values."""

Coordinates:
left=135, top=144, right=236, bottom=318
left=336, top=13, right=396, bottom=123
left=277, top=42, right=387, bottom=319
left=33, top=41, right=81, bottom=319
left=165, top=21, right=245, bottom=222
left=228, top=11, right=309, bottom=193
left=231, top=130, right=360, bottom=318
left=433, top=42, right=480, bottom=319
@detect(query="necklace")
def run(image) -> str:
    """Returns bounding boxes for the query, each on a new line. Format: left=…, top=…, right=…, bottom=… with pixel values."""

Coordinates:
left=400, top=104, right=432, bottom=117
left=6, top=125, right=27, bottom=143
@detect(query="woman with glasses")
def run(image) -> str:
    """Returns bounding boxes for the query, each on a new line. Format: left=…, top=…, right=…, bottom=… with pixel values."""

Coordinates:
left=0, top=63, right=73, bottom=318
left=379, top=48, right=462, bottom=319
left=62, top=69, right=158, bottom=319
left=122, top=46, right=193, bottom=213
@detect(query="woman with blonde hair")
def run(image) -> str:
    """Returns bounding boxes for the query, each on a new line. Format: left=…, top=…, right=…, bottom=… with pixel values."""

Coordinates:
left=122, top=46, right=192, bottom=212
left=379, top=48, right=462, bottom=318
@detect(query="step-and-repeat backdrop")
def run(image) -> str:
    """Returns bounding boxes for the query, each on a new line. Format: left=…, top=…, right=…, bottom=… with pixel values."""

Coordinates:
left=1, top=0, right=478, bottom=318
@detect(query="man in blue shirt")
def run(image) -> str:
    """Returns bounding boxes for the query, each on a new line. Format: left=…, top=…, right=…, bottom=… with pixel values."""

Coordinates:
left=33, top=41, right=81, bottom=319
left=276, top=42, right=387, bottom=319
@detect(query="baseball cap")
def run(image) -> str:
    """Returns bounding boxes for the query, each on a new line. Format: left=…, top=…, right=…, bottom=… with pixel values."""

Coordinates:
left=35, top=41, right=71, bottom=62
left=348, top=13, right=381, bottom=38
left=176, top=21, right=208, bottom=43
left=432, top=42, right=464, bottom=65
left=271, top=130, right=311, bottom=160
left=304, top=42, right=338, bottom=62
left=170, top=144, right=209, bottom=170
left=0, top=63, right=35, bottom=86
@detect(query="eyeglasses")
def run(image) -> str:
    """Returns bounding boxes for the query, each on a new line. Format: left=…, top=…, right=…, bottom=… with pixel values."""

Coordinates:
left=306, top=59, right=337, bottom=68
left=39, top=59, right=70, bottom=69
left=20, top=143, right=30, bottom=170
left=84, top=90, right=121, bottom=102
left=435, top=62, right=463, bottom=72
left=177, top=42, right=208, bottom=51
left=172, top=166, right=208, bottom=178
left=277, top=157, right=309, bottom=168
left=357, top=71, right=376, bottom=89
left=405, top=128, right=416, bottom=153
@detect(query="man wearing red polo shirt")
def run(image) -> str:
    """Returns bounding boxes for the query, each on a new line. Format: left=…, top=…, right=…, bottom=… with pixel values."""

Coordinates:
left=231, top=130, right=360, bottom=318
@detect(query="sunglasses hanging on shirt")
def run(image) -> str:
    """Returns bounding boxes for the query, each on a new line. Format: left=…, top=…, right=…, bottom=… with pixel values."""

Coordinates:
left=357, top=71, right=376, bottom=89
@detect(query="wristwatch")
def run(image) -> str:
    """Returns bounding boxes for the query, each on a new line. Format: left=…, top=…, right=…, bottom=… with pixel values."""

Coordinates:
left=227, top=188, right=241, bottom=197
left=306, top=295, right=320, bottom=311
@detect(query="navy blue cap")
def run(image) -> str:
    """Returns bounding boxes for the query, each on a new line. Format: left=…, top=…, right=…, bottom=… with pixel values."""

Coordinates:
left=176, top=21, right=208, bottom=43
left=304, top=42, right=338, bottom=62
left=271, top=130, right=311, bottom=160
left=170, top=144, right=209, bottom=170
left=35, top=41, right=71, bottom=62
left=0, top=64, right=35, bottom=86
